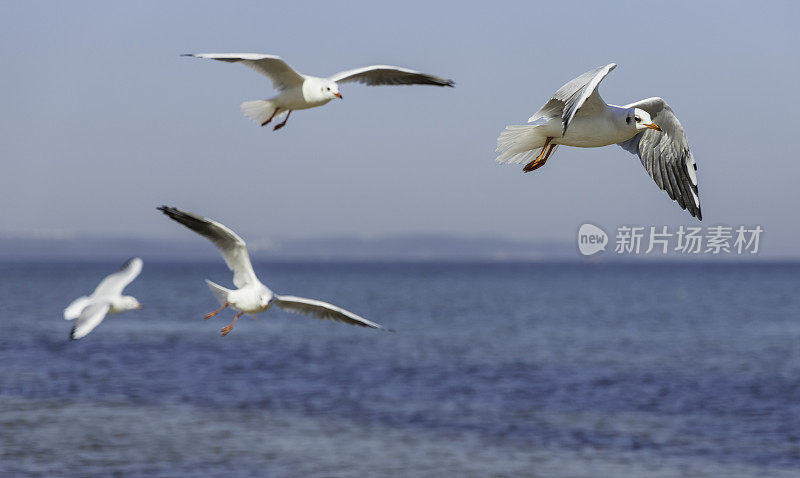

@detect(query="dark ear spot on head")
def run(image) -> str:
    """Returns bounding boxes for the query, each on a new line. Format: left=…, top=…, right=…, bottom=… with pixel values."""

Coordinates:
left=626, top=117, right=631, bottom=124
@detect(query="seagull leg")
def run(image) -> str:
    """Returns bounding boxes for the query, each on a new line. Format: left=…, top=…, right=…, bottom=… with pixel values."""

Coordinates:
left=204, top=302, right=230, bottom=320
left=273, top=110, right=291, bottom=131
left=529, top=144, right=556, bottom=171
left=221, top=311, right=243, bottom=336
left=542, top=143, right=557, bottom=161
left=261, top=109, right=279, bottom=127
left=523, top=137, right=553, bottom=173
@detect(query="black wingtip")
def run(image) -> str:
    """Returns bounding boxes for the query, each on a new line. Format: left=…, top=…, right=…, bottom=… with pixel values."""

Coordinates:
left=180, top=53, right=194, bottom=57
left=157, top=206, right=210, bottom=229
left=157, top=205, right=183, bottom=220
left=119, top=257, right=138, bottom=271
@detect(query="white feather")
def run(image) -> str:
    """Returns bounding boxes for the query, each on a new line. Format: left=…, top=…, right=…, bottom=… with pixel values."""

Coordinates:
left=63, top=296, right=91, bottom=320
left=496, top=124, right=548, bottom=164
left=240, top=100, right=285, bottom=125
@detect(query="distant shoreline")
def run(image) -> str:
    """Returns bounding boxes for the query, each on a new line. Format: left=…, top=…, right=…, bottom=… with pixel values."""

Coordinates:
left=0, top=235, right=793, bottom=262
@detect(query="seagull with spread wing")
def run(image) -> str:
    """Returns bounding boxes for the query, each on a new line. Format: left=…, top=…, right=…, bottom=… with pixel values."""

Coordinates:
left=496, top=63, right=701, bottom=219
left=183, top=53, right=454, bottom=130
left=63, top=258, right=143, bottom=340
left=157, top=206, right=389, bottom=336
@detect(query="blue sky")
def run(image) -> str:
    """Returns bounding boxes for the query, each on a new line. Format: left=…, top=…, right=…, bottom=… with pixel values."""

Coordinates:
left=1, top=1, right=798, bottom=254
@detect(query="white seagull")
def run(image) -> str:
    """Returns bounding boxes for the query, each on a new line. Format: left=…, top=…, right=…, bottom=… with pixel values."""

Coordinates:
left=183, top=53, right=454, bottom=130
left=63, top=258, right=143, bottom=340
left=157, top=206, right=389, bottom=336
left=496, top=63, right=701, bottom=219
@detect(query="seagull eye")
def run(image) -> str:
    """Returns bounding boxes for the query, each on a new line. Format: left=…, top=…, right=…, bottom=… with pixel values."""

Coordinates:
left=635, top=116, right=641, bottom=122
left=326, top=87, right=330, bottom=91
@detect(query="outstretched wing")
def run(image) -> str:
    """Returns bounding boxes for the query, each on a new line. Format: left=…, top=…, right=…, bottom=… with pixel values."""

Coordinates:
left=617, top=97, right=701, bottom=220
left=158, top=206, right=258, bottom=288
left=183, top=53, right=306, bottom=91
left=70, top=302, right=111, bottom=340
left=92, top=257, right=143, bottom=298
left=530, top=63, right=616, bottom=135
left=274, top=295, right=388, bottom=330
left=329, top=65, right=453, bottom=87
left=64, top=296, right=92, bottom=320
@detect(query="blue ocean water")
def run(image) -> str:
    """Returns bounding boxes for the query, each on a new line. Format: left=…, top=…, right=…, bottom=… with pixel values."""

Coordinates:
left=1, top=261, right=799, bottom=477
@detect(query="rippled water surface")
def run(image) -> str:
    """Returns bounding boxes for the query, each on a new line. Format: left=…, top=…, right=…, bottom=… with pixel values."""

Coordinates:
left=1, top=261, right=799, bottom=477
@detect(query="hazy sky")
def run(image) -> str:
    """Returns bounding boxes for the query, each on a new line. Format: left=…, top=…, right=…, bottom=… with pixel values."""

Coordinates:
left=1, top=1, right=798, bottom=254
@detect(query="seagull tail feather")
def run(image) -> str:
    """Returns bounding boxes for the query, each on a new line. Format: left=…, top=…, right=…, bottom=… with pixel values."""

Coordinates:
left=240, top=100, right=284, bottom=126
left=495, top=124, right=550, bottom=165
left=205, top=279, right=231, bottom=306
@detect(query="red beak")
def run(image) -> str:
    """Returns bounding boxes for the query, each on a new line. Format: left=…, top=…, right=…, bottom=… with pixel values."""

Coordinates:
left=334, top=92, right=342, bottom=99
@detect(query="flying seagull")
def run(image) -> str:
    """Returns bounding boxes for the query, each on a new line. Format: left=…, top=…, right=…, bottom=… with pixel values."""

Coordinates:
left=182, top=53, right=454, bottom=130
left=157, top=206, right=389, bottom=336
left=496, top=63, right=701, bottom=219
left=63, top=258, right=143, bottom=340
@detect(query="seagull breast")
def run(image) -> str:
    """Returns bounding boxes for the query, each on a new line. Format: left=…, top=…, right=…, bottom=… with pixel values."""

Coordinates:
left=229, top=285, right=271, bottom=314
left=556, top=107, right=635, bottom=148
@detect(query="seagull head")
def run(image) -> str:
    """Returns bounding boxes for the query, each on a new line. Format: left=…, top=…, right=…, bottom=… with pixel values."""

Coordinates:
left=321, top=80, right=342, bottom=100
left=121, top=296, right=143, bottom=311
left=626, top=108, right=661, bottom=132
left=258, top=288, right=274, bottom=309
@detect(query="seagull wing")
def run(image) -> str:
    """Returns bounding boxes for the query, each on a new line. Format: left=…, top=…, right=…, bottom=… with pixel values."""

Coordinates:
left=530, top=63, right=616, bottom=135
left=70, top=302, right=111, bottom=340
left=158, top=206, right=258, bottom=288
left=92, top=257, right=143, bottom=298
left=274, top=295, right=387, bottom=330
left=617, top=97, right=701, bottom=220
left=183, top=53, right=306, bottom=91
left=329, top=65, right=454, bottom=87
left=64, top=296, right=92, bottom=320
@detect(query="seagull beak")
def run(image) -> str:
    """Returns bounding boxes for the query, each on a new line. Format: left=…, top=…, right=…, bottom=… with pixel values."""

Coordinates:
left=333, top=92, right=342, bottom=99
left=646, top=122, right=662, bottom=131
left=135, top=304, right=143, bottom=309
